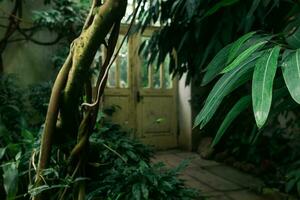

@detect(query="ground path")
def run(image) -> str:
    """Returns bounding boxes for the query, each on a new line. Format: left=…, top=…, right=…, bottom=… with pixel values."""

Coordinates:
left=153, top=150, right=269, bottom=200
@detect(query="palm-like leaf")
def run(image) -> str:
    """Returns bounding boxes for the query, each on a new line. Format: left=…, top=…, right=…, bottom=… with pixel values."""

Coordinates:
left=252, top=46, right=280, bottom=128
left=221, top=41, right=267, bottom=73
left=226, top=31, right=256, bottom=64
left=282, top=49, right=300, bottom=104
left=201, top=44, right=232, bottom=86
left=194, top=53, right=262, bottom=128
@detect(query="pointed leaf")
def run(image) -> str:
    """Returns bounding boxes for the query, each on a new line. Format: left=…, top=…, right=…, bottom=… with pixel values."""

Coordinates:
left=0, top=147, right=6, bottom=160
left=226, top=31, right=256, bottom=64
left=194, top=53, right=262, bottom=129
left=203, top=0, right=239, bottom=18
left=282, top=49, right=300, bottom=104
left=286, top=27, right=300, bottom=49
left=212, top=96, right=251, bottom=147
left=222, top=41, right=267, bottom=73
left=246, top=0, right=261, bottom=19
left=201, top=44, right=232, bottom=86
left=202, top=35, right=270, bottom=86
left=2, top=162, right=18, bottom=200
left=252, top=46, right=280, bottom=128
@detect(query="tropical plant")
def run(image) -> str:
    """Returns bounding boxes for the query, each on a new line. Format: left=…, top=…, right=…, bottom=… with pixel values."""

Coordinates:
left=193, top=8, right=300, bottom=142
left=85, top=119, right=199, bottom=200
left=190, top=3, right=300, bottom=196
left=136, top=0, right=292, bottom=83
left=136, top=0, right=300, bottom=196
left=0, top=111, right=199, bottom=200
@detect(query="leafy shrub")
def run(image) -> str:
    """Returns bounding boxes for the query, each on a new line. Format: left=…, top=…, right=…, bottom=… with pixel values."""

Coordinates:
left=0, top=114, right=199, bottom=200
left=0, top=74, right=25, bottom=133
left=86, top=121, right=199, bottom=200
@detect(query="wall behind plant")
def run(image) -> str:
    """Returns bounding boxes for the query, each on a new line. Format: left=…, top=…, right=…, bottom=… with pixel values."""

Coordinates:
left=0, top=0, right=58, bottom=85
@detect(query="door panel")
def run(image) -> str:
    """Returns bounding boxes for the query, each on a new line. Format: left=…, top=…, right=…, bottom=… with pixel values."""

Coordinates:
left=103, top=28, right=178, bottom=149
left=140, top=96, right=172, bottom=134
left=136, top=35, right=177, bottom=149
left=103, top=95, right=131, bottom=128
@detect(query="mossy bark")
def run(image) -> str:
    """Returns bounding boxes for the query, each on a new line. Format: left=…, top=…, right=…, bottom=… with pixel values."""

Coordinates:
left=33, top=1, right=127, bottom=199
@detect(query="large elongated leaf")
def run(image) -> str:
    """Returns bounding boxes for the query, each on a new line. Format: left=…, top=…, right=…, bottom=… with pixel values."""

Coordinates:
left=226, top=31, right=256, bottom=64
left=222, top=41, right=267, bottom=73
left=201, top=35, right=270, bottom=86
left=194, top=53, right=262, bottom=129
left=282, top=49, right=300, bottom=104
left=201, top=44, right=232, bottom=85
left=252, top=46, right=280, bottom=128
left=212, top=95, right=251, bottom=147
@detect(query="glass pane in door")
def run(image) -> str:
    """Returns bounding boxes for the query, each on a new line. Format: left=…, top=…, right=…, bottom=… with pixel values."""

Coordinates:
left=163, top=55, right=172, bottom=89
left=107, top=62, right=116, bottom=88
left=119, top=36, right=129, bottom=88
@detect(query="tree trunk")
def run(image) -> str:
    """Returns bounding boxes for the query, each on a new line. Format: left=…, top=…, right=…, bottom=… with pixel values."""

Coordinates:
left=33, top=0, right=127, bottom=199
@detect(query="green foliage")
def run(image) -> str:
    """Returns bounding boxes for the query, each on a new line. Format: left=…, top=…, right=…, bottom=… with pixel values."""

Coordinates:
left=194, top=50, right=263, bottom=129
left=0, top=112, right=199, bottom=199
left=282, top=49, right=300, bottom=104
left=211, top=95, right=251, bottom=147
left=137, top=0, right=292, bottom=83
left=286, top=161, right=300, bottom=196
left=252, top=46, right=280, bottom=128
left=86, top=120, right=199, bottom=200
left=2, top=154, right=20, bottom=200
left=26, top=82, right=52, bottom=124
left=221, top=41, right=267, bottom=73
left=33, top=0, right=89, bottom=40
left=194, top=13, right=300, bottom=142
left=0, top=74, right=25, bottom=133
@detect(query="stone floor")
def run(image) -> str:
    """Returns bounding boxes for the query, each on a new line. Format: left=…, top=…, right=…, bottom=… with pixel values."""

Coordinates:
left=152, top=150, right=267, bottom=200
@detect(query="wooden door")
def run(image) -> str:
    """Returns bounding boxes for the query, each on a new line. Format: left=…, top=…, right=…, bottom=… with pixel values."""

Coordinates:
left=103, top=29, right=178, bottom=149
left=134, top=34, right=178, bottom=149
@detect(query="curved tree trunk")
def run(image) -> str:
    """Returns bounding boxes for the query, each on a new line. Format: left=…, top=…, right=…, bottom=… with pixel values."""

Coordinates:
left=33, top=0, right=127, bottom=199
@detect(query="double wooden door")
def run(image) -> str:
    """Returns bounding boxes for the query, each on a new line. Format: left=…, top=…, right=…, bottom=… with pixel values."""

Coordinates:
left=103, top=28, right=178, bottom=149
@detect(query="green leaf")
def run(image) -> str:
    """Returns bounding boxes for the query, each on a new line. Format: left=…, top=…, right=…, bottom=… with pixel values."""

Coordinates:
left=2, top=162, right=18, bottom=200
left=282, top=49, right=300, bottom=104
left=21, top=129, right=34, bottom=141
left=0, top=147, right=6, bottom=160
left=221, top=41, right=267, bottom=73
left=286, top=178, right=297, bottom=193
left=132, top=183, right=141, bottom=200
left=194, top=53, right=262, bottom=129
left=202, top=35, right=270, bottom=86
left=246, top=0, right=261, bottom=19
left=141, top=183, right=149, bottom=199
left=286, top=27, right=300, bottom=49
left=201, top=44, right=232, bottom=86
left=252, top=46, right=280, bottom=128
left=212, top=96, right=251, bottom=147
left=297, top=180, right=300, bottom=196
left=203, top=0, right=239, bottom=18
left=226, top=31, right=256, bottom=65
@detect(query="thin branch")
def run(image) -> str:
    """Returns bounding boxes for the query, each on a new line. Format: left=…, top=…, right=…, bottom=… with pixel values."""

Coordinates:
left=102, top=143, right=127, bottom=162
left=81, top=0, right=143, bottom=109
left=17, top=28, right=62, bottom=45
left=0, top=6, right=33, bottom=25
